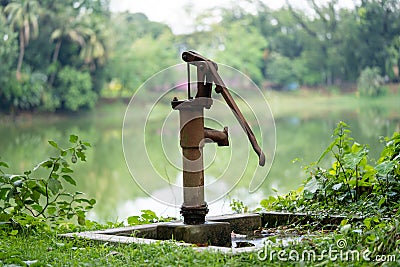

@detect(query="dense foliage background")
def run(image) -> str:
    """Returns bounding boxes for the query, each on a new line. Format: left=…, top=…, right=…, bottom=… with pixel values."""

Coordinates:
left=0, top=0, right=399, bottom=112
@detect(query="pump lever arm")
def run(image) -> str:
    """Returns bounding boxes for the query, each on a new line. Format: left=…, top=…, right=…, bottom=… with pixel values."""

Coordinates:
left=211, top=67, right=266, bottom=167
left=182, top=51, right=266, bottom=166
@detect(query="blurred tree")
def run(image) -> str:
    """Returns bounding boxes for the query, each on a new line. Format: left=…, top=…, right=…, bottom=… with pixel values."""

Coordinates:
left=48, top=8, right=87, bottom=85
left=355, top=0, right=400, bottom=79
left=357, top=67, right=386, bottom=97
left=4, top=0, right=40, bottom=80
left=214, top=21, right=268, bottom=85
left=0, top=10, right=18, bottom=111
left=104, top=13, right=176, bottom=96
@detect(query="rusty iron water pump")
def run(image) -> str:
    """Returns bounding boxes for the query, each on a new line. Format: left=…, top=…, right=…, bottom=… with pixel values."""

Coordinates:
left=171, top=51, right=265, bottom=225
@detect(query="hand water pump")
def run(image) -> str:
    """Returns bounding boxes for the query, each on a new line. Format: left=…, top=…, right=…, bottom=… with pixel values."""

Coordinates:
left=171, top=51, right=265, bottom=225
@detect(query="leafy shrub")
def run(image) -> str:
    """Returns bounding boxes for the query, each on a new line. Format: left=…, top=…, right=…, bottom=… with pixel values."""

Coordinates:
left=0, top=135, right=96, bottom=230
left=266, top=53, right=298, bottom=86
left=230, top=199, right=248, bottom=213
left=1, top=72, right=47, bottom=111
left=357, top=67, right=386, bottom=97
left=260, top=122, right=400, bottom=216
left=55, top=66, right=97, bottom=111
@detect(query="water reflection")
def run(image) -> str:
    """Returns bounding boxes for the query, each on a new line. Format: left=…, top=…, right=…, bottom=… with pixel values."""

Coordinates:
left=1, top=99, right=399, bottom=223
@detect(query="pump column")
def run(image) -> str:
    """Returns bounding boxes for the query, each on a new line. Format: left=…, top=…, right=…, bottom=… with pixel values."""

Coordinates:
left=172, top=97, right=212, bottom=225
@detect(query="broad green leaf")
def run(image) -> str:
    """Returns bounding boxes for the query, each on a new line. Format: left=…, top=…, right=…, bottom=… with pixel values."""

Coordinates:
left=48, top=178, right=62, bottom=195
left=364, top=217, right=372, bottom=229
left=47, top=207, right=56, bottom=215
left=61, top=167, right=73, bottom=173
left=332, top=183, right=343, bottom=191
left=0, top=188, right=9, bottom=200
left=343, top=148, right=367, bottom=169
left=82, top=142, right=91, bottom=147
left=32, top=204, right=43, bottom=213
left=375, top=161, right=395, bottom=176
left=0, top=162, right=9, bottom=168
left=48, top=140, right=59, bottom=149
left=33, top=185, right=46, bottom=196
left=69, top=135, right=78, bottom=144
left=40, top=160, right=54, bottom=169
left=77, top=212, right=85, bottom=225
left=62, top=175, right=76, bottom=186
left=304, top=177, right=321, bottom=194
left=76, top=150, right=86, bottom=161
left=127, top=216, right=140, bottom=225
left=10, top=229, right=18, bottom=236
left=317, top=140, right=336, bottom=163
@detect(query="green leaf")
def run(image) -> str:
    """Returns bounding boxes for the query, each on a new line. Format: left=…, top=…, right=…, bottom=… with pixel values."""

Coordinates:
left=48, top=140, right=59, bottom=149
left=47, top=207, right=56, bottom=215
left=69, top=135, right=78, bottom=144
left=378, top=197, right=386, bottom=207
left=40, top=160, right=54, bottom=169
left=62, top=175, right=76, bottom=186
left=31, top=190, right=41, bottom=202
left=33, top=185, right=46, bottom=196
left=77, top=211, right=85, bottom=225
left=127, top=216, right=140, bottom=226
left=89, top=199, right=96, bottom=205
left=48, top=178, right=62, bottom=195
left=10, top=229, right=18, bottom=236
left=343, top=148, right=367, bottom=169
left=32, top=204, right=43, bottom=213
left=304, top=177, right=321, bottom=194
left=82, top=142, right=91, bottom=147
left=76, top=150, right=86, bottom=161
left=0, top=161, right=9, bottom=168
left=61, top=167, right=73, bottom=173
left=375, top=161, right=395, bottom=176
left=0, top=188, right=9, bottom=200
left=317, top=140, right=336, bottom=163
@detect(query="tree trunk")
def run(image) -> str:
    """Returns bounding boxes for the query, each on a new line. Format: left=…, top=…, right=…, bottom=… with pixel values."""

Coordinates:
left=16, top=30, right=25, bottom=81
left=49, top=39, right=62, bottom=86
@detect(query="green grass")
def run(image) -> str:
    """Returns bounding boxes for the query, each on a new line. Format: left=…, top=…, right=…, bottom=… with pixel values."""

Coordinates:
left=0, top=231, right=268, bottom=267
left=1, top=228, right=397, bottom=266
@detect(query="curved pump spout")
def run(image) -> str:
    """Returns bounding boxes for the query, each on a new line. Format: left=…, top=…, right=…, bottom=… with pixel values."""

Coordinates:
left=182, top=51, right=266, bottom=166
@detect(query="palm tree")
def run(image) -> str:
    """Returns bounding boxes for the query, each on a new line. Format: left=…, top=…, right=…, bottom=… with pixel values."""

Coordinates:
left=49, top=10, right=106, bottom=83
left=4, top=0, right=40, bottom=80
left=49, top=11, right=87, bottom=85
left=79, top=15, right=106, bottom=71
left=80, top=30, right=106, bottom=70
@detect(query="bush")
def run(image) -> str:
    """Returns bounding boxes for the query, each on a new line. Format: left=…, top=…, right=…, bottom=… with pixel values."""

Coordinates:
left=0, top=135, right=95, bottom=230
left=357, top=67, right=386, bottom=97
left=260, top=122, right=400, bottom=216
left=55, top=67, right=97, bottom=111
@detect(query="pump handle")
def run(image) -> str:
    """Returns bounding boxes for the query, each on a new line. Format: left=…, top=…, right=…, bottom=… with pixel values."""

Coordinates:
left=182, top=51, right=265, bottom=166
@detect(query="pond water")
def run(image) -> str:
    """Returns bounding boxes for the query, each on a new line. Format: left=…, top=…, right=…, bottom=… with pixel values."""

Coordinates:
left=1, top=94, right=399, bottom=223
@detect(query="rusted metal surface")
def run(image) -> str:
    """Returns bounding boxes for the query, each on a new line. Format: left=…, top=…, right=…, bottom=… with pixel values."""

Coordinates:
left=172, top=51, right=266, bottom=225
left=182, top=51, right=265, bottom=166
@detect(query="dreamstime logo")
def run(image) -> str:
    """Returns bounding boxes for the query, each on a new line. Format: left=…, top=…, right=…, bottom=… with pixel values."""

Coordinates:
left=122, top=62, right=276, bottom=206
left=257, top=239, right=396, bottom=263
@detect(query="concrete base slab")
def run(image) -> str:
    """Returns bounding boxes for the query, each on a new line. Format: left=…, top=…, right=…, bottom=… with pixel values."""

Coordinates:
left=157, top=221, right=231, bottom=247
left=208, top=213, right=261, bottom=234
